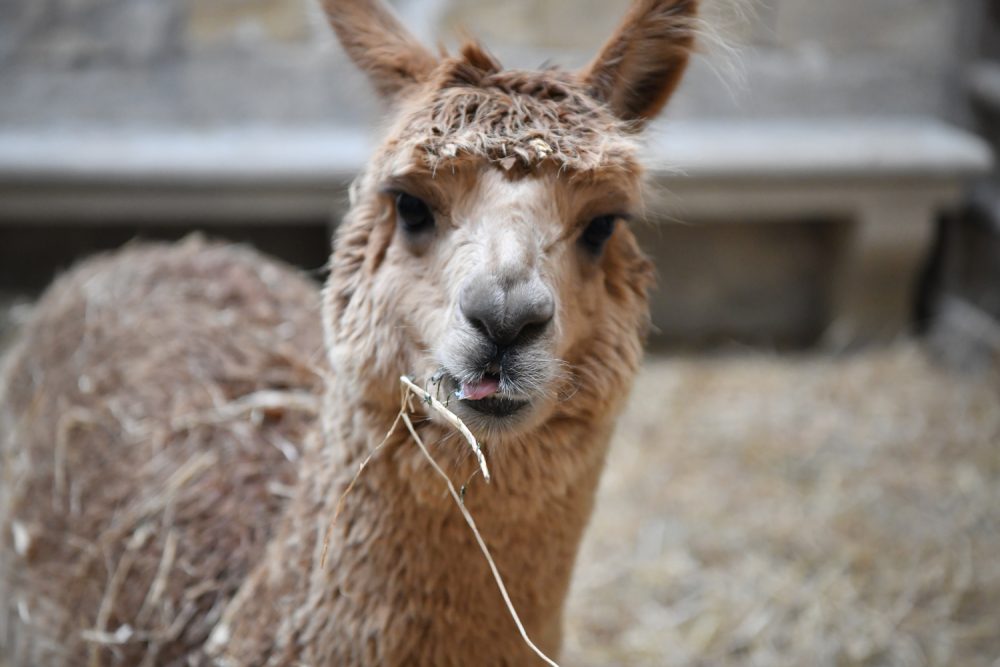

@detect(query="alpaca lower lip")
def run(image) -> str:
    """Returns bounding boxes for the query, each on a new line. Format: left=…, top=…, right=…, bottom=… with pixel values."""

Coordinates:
left=460, top=395, right=529, bottom=417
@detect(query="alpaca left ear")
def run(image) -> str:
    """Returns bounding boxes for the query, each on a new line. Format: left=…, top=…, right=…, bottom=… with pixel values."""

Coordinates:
left=322, top=0, right=439, bottom=101
left=580, top=0, right=699, bottom=127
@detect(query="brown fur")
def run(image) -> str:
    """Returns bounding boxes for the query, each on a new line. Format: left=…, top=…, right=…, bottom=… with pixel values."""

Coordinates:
left=409, top=45, right=639, bottom=173
left=0, top=1, right=698, bottom=665
left=583, top=0, right=699, bottom=124
left=321, top=0, right=438, bottom=100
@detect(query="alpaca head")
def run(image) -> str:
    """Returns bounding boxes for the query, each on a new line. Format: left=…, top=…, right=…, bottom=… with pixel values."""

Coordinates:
left=323, top=0, right=698, bottom=440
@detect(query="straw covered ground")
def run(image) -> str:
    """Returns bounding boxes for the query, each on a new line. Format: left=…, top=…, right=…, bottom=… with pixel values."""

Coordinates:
left=563, top=343, right=1000, bottom=667
left=1, top=288, right=998, bottom=666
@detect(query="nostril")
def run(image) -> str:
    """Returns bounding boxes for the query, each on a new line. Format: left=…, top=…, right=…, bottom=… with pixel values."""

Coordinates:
left=467, top=314, right=493, bottom=341
left=509, top=291, right=554, bottom=346
left=465, top=310, right=550, bottom=350
left=513, top=319, right=549, bottom=347
left=459, top=279, right=500, bottom=339
left=493, top=306, right=553, bottom=349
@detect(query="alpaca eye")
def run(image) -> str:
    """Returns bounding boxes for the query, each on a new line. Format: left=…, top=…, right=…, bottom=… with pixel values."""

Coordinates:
left=395, top=193, right=434, bottom=233
left=580, top=215, right=617, bottom=253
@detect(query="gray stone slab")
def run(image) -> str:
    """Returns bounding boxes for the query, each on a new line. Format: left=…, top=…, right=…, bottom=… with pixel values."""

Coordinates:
left=646, top=119, right=993, bottom=179
left=0, top=126, right=372, bottom=183
left=0, top=118, right=988, bottom=191
left=0, top=0, right=968, bottom=127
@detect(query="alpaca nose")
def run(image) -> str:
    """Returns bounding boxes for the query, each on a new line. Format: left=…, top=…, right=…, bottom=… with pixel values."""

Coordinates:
left=460, top=274, right=555, bottom=348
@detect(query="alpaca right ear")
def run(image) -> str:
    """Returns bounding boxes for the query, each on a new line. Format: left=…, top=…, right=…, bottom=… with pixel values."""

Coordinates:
left=322, top=0, right=439, bottom=101
left=581, top=0, right=699, bottom=127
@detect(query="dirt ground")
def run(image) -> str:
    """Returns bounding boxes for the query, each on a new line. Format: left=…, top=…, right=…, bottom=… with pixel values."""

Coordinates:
left=2, top=291, right=997, bottom=665
left=563, top=344, right=1000, bottom=667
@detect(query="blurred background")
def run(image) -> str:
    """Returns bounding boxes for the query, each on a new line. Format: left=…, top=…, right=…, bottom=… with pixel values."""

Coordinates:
left=1, top=0, right=999, bottom=665
left=1, top=0, right=999, bottom=353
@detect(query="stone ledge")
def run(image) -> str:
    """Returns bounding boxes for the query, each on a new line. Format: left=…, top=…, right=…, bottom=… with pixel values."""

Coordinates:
left=0, top=118, right=990, bottom=224
left=647, top=119, right=992, bottom=180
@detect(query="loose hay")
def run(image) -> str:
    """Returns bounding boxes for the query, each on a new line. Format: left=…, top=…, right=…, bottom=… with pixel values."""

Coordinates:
left=563, top=343, right=1000, bottom=667
left=399, top=376, right=490, bottom=483
left=0, top=238, right=325, bottom=666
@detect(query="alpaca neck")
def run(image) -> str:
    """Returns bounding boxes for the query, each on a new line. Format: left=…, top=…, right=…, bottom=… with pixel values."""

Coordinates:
left=212, top=380, right=613, bottom=665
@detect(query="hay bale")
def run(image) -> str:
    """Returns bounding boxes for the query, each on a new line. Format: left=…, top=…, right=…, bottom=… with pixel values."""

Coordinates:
left=0, top=237, right=325, bottom=666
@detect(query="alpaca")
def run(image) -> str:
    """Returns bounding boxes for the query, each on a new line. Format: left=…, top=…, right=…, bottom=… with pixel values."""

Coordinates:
left=0, top=0, right=699, bottom=665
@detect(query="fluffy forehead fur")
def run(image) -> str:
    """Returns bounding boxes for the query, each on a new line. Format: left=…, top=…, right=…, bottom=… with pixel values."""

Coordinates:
left=381, top=44, right=642, bottom=178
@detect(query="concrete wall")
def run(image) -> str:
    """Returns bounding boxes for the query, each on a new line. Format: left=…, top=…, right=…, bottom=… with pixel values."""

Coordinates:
left=0, top=0, right=981, bottom=346
left=435, top=0, right=965, bottom=120
left=0, top=0, right=368, bottom=129
left=0, top=0, right=969, bottom=129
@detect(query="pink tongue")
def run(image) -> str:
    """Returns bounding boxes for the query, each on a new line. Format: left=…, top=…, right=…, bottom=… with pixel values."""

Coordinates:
left=460, top=377, right=500, bottom=401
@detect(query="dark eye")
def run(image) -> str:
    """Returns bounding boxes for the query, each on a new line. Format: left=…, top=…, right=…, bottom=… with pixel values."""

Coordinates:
left=580, top=215, right=617, bottom=253
left=395, top=192, right=434, bottom=233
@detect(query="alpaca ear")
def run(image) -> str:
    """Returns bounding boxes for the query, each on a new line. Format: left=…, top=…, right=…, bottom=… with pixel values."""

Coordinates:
left=322, top=0, right=439, bottom=101
left=581, top=0, right=698, bottom=126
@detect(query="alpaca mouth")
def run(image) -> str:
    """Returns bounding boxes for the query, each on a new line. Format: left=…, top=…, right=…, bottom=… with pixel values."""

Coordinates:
left=461, top=394, right=530, bottom=418
left=437, top=372, right=532, bottom=422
